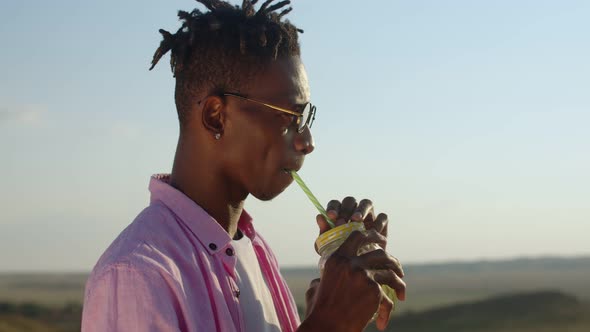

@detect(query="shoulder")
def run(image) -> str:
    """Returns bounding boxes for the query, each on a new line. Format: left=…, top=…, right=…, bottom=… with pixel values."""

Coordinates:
left=88, top=202, right=191, bottom=288
left=85, top=258, right=178, bottom=295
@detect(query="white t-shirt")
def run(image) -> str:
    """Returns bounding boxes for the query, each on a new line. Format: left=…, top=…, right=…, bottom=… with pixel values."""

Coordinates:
left=232, top=233, right=282, bottom=332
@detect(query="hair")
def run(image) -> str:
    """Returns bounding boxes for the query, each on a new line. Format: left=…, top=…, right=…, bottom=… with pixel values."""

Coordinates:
left=149, top=0, right=303, bottom=124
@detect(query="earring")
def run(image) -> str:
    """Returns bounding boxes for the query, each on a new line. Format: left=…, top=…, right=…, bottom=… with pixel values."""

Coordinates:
left=214, top=133, right=221, bottom=140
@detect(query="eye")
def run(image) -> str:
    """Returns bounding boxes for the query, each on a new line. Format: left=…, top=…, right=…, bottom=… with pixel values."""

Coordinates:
left=275, top=112, right=293, bottom=123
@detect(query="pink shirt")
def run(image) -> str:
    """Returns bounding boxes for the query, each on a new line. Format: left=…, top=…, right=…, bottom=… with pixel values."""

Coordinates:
left=81, top=174, right=301, bottom=332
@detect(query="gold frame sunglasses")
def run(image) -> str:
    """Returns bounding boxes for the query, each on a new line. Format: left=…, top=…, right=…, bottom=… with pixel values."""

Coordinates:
left=223, top=92, right=316, bottom=133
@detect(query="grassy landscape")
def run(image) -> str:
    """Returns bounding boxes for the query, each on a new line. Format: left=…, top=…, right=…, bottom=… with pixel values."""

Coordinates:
left=1, top=256, right=589, bottom=331
left=0, top=274, right=86, bottom=308
left=0, top=302, right=81, bottom=332
left=365, top=291, right=590, bottom=332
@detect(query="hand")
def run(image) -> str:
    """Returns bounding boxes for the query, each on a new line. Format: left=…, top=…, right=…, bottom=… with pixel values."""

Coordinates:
left=301, top=229, right=406, bottom=332
left=317, top=197, right=388, bottom=247
left=306, top=196, right=405, bottom=328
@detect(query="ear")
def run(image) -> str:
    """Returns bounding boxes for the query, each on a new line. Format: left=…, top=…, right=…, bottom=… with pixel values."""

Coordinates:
left=201, top=96, right=225, bottom=136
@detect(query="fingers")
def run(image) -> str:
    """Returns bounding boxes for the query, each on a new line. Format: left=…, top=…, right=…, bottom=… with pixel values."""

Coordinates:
left=328, top=197, right=378, bottom=227
left=352, top=199, right=375, bottom=223
left=375, top=293, right=394, bottom=331
left=316, top=214, right=331, bottom=235
left=373, top=213, right=389, bottom=238
left=337, top=229, right=387, bottom=257
left=355, top=248, right=404, bottom=278
left=337, top=196, right=357, bottom=226
left=315, top=215, right=330, bottom=253
left=326, top=200, right=341, bottom=221
left=373, top=269, right=407, bottom=301
left=326, top=197, right=359, bottom=227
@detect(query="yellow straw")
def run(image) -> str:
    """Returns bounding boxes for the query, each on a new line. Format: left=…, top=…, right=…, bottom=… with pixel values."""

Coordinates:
left=290, top=171, right=336, bottom=228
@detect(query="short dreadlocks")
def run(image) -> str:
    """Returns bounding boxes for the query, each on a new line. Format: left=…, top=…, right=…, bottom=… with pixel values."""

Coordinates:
left=150, top=0, right=303, bottom=125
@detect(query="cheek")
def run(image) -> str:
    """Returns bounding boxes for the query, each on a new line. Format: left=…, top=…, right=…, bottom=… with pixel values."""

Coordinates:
left=224, top=111, right=291, bottom=175
left=225, top=122, right=274, bottom=168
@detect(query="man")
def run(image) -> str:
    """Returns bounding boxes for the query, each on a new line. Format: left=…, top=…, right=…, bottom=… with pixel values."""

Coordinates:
left=81, top=1, right=406, bottom=331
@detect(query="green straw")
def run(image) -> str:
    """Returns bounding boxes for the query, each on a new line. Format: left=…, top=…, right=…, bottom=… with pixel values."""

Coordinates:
left=290, top=171, right=336, bottom=228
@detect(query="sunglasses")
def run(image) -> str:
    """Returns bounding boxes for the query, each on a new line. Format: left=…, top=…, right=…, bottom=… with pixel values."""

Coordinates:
left=223, top=92, right=316, bottom=133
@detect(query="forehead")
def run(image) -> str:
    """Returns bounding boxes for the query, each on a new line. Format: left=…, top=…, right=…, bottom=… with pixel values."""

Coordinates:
left=247, top=56, right=310, bottom=105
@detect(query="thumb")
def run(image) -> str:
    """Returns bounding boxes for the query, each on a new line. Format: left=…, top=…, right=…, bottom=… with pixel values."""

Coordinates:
left=316, top=214, right=331, bottom=235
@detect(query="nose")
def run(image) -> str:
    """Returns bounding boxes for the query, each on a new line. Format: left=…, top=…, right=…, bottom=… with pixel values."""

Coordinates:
left=293, top=126, right=315, bottom=155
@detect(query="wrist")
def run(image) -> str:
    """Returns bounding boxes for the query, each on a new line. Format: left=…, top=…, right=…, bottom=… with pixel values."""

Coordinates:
left=298, top=312, right=357, bottom=332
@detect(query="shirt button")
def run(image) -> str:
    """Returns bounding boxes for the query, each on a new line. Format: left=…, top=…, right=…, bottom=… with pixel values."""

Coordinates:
left=209, top=243, right=217, bottom=250
left=226, top=248, right=234, bottom=256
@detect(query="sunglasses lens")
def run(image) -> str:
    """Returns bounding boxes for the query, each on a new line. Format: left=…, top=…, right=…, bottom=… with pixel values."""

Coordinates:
left=298, top=103, right=314, bottom=132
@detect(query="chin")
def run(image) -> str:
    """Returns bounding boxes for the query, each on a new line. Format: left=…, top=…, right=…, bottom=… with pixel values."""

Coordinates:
left=254, top=193, right=277, bottom=201
left=252, top=183, right=290, bottom=201
left=253, top=189, right=282, bottom=201
left=250, top=170, right=294, bottom=201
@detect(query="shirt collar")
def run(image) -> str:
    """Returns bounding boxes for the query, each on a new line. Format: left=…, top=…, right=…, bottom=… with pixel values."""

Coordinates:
left=148, top=174, right=257, bottom=255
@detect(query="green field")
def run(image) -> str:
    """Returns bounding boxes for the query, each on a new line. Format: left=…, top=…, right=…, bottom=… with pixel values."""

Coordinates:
left=1, top=256, right=589, bottom=331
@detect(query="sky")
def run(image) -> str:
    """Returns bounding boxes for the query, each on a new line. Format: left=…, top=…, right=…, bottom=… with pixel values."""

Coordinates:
left=1, top=0, right=589, bottom=272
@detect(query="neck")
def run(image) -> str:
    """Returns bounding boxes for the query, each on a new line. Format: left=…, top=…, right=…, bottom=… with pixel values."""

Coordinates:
left=169, top=135, right=248, bottom=239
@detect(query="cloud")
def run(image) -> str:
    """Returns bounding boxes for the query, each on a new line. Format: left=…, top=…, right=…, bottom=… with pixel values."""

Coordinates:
left=0, top=104, right=47, bottom=126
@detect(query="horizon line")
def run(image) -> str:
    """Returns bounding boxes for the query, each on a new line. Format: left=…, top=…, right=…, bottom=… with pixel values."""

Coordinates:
left=1, top=253, right=589, bottom=274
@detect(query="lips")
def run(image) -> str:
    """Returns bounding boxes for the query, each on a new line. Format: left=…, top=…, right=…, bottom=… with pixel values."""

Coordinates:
left=282, top=157, right=304, bottom=174
left=282, top=168, right=296, bottom=174
left=282, top=164, right=302, bottom=174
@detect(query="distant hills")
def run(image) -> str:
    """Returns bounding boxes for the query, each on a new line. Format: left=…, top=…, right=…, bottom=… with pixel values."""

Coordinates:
left=282, top=255, right=590, bottom=314
left=365, top=291, right=590, bottom=332
left=2, top=290, right=587, bottom=332
left=1, top=255, right=589, bottom=332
